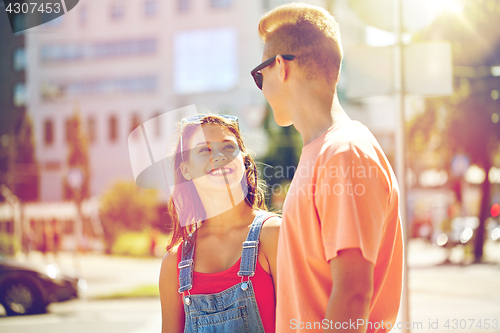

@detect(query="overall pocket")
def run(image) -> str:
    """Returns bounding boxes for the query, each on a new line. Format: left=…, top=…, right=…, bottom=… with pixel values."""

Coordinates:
left=193, top=305, right=249, bottom=333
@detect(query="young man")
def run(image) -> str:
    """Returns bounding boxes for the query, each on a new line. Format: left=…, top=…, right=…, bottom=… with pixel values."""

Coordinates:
left=252, top=3, right=403, bottom=332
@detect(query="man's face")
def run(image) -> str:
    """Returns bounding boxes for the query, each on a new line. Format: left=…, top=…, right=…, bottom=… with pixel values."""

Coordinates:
left=260, top=49, right=293, bottom=127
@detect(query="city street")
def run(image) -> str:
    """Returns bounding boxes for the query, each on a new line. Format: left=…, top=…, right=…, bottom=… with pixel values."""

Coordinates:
left=0, top=240, right=499, bottom=332
left=0, top=298, right=160, bottom=333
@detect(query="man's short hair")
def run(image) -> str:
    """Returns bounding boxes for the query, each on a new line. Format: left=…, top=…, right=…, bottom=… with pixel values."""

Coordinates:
left=258, top=3, right=343, bottom=85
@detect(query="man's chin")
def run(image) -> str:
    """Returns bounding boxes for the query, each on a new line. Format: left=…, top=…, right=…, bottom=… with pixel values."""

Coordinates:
left=270, top=111, right=291, bottom=127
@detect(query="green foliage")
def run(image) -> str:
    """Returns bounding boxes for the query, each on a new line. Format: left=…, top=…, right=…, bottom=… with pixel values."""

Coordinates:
left=411, top=0, right=500, bottom=261
left=110, top=229, right=170, bottom=257
left=0, top=234, right=20, bottom=256
left=94, top=284, right=159, bottom=300
left=100, top=180, right=159, bottom=254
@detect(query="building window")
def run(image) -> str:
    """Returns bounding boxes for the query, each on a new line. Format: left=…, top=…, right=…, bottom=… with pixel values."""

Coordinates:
left=177, top=0, right=189, bottom=12
left=41, top=76, right=158, bottom=100
left=173, top=27, right=238, bottom=94
left=13, top=48, right=26, bottom=71
left=42, top=14, right=64, bottom=27
left=88, top=117, right=96, bottom=143
left=130, top=114, right=141, bottom=140
left=44, top=119, right=54, bottom=146
left=109, top=116, right=118, bottom=142
left=153, top=112, right=161, bottom=138
left=13, top=14, right=26, bottom=32
left=13, top=83, right=27, bottom=107
left=41, top=38, right=157, bottom=62
left=210, top=0, right=231, bottom=9
left=110, top=3, right=125, bottom=20
left=144, top=0, right=157, bottom=16
left=79, top=6, right=88, bottom=25
left=65, top=118, right=72, bottom=143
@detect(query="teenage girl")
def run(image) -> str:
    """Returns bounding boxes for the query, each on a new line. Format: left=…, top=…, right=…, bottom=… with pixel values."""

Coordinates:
left=159, top=115, right=280, bottom=333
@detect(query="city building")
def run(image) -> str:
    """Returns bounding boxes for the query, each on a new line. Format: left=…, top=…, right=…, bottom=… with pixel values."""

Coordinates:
left=25, top=0, right=400, bottom=201
left=27, top=0, right=270, bottom=201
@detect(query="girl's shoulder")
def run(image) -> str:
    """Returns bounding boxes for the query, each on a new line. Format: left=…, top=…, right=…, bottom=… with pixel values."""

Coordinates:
left=160, top=245, right=181, bottom=275
left=259, top=212, right=281, bottom=244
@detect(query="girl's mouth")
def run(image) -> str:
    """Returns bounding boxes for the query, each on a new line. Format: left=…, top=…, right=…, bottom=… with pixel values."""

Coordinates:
left=209, top=167, right=234, bottom=176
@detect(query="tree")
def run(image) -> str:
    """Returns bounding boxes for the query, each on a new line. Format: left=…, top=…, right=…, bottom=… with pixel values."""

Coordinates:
left=100, top=180, right=159, bottom=254
left=260, top=104, right=301, bottom=207
left=412, top=0, right=500, bottom=261
left=63, top=110, right=90, bottom=202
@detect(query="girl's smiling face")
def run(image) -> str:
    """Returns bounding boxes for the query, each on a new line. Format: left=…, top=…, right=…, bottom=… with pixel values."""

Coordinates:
left=180, top=124, right=245, bottom=194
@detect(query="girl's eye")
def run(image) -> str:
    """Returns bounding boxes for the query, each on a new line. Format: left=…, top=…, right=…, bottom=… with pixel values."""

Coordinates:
left=224, top=144, right=236, bottom=150
left=198, top=147, right=210, bottom=152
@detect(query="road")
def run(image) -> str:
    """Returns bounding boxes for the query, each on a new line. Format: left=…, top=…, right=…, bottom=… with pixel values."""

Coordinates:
left=0, top=240, right=499, bottom=332
left=0, top=298, right=161, bottom=333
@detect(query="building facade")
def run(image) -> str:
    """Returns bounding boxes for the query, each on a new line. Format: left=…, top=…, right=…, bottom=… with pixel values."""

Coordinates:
left=27, top=0, right=270, bottom=201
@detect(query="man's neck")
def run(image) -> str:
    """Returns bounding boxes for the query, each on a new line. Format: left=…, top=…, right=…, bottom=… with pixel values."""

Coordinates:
left=290, top=87, right=351, bottom=146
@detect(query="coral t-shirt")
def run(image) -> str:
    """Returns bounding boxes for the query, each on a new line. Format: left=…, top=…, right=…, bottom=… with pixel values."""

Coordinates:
left=276, top=121, right=403, bottom=332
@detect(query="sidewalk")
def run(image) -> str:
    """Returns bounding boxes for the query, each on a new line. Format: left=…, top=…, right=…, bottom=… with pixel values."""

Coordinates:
left=394, top=240, right=500, bottom=333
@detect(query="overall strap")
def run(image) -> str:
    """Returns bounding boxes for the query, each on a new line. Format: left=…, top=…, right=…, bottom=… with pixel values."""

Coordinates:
left=178, top=232, right=196, bottom=293
left=237, top=211, right=272, bottom=277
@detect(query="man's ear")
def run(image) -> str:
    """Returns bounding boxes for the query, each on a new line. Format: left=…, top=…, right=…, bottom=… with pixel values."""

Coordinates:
left=180, top=162, right=192, bottom=181
left=276, top=55, right=289, bottom=83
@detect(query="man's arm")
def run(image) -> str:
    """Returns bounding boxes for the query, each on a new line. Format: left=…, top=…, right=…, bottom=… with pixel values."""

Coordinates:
left=324, top=248, right=374, bottom=333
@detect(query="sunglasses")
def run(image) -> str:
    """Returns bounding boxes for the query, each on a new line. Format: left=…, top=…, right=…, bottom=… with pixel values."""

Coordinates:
left=250, top=54, right=295, bottom=90
left=180, top=114, right=239, bottom=162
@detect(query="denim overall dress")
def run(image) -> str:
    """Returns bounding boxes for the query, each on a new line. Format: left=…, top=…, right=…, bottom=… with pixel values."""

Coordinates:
left=178, top=212, right=270, bottom=333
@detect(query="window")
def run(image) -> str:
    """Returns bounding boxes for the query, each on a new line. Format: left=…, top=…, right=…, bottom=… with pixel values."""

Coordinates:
left=44, top=119, right=54, bottom=146
left=13, top=48, right=26, bottom=71
left=65, top=118, right=72, bottom=143
left=13, top=14, right=26, bottom=32
left=144, top=0, right=157, bottom=16
left=41, top=76, right=158, bottom=100
left=87, top=117, right=96, bottom=143
left=13, top=83, right=27, bottom=107
left=41, top=38, right=157, bottom=62
left=173, top=27, right=238, bottom=94
left=109, top=116, right=118, bottom=142
left=42, top=13, right=64, bottom=27
left=177, top=0, right=189, bottom=12
left=110, top=3, right=125, bottom=20
left=79, top=6, right=88, bottom=25
left=210, top=0, right=231, bottom=9
left=130, top=114, right=141, bottom=140
left=153, top=112, right=161, bottom=138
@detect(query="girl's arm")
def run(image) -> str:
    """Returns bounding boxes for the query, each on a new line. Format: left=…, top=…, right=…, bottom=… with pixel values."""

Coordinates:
left=159, top=251, right=185, bottom=333
left=260, top=216, right=281, bottom=298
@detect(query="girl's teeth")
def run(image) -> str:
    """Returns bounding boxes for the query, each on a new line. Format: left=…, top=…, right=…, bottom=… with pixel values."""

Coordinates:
left=211, top=168, right=231, bottom=175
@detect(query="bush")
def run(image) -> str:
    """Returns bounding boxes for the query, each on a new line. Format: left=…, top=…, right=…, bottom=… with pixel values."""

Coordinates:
left=111, top=229, right=170, bottom=257
left=0, top=234, right=20, bottom=256
left=100, top=180, right=159, bottom=254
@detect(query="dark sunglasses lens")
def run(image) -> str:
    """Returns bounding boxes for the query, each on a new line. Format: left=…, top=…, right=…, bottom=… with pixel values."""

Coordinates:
left=254, top=73, right=263, bottom=90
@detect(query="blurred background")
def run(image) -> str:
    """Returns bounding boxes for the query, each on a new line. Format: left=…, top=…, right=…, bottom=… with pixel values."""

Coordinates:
left=0, top=0, right=499, bottom=332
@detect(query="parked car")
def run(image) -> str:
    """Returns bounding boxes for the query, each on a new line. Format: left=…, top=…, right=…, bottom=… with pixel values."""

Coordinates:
left=0, top=255, right=84, bottom=316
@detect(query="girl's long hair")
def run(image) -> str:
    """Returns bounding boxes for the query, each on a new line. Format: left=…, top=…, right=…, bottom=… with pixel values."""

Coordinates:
left=166, top=115, right=267, bottom=252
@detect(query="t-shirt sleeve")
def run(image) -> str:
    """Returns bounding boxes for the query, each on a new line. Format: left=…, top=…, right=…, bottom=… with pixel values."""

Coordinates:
left=314, top=143, right=390, bottom=265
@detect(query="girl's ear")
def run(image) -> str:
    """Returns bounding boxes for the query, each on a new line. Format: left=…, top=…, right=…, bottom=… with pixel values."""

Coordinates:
left=180, top=162, right=192, bottom=180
